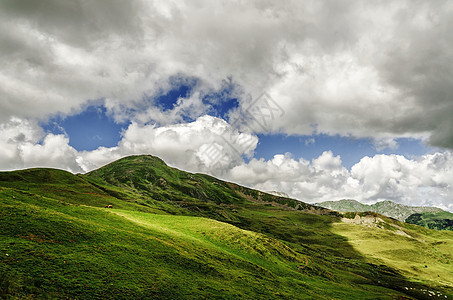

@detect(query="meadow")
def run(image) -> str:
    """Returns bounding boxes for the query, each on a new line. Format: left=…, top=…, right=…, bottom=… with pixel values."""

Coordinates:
left=1, top=155, right=452, bottom=299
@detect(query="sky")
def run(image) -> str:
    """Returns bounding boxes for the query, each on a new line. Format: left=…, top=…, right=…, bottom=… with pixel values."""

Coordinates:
left=1, top=0, right=453, bottom=211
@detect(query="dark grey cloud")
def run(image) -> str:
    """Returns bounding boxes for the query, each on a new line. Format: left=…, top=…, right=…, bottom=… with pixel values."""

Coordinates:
left=0, top=0, right=145, bottom=47
left=1, top=0, right=453, bottom=149
left=369, top=1, right=453, bottom=148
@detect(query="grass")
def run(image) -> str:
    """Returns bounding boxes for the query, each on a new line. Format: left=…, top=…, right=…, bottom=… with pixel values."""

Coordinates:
left=0, top=155, right=452, bottom=299
left=332, top=216, right=453, bottom=290
left=0, top=189, right=401, bottom=299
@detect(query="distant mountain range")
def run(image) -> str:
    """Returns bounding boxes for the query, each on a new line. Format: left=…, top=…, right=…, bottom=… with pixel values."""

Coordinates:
left=315, top=199, right=453, bottom=230
left=315, top=199, right=442, bottom=221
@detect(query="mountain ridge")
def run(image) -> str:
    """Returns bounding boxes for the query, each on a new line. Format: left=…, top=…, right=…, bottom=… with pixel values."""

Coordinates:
left=315, top=199, right=445, bottom=222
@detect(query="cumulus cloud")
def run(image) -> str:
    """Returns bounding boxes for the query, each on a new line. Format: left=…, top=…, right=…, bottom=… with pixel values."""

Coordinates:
left=131, top=90, right=209, bottom=126
left=0, top=117, right=82, bottom=172
left=0, top=117, right=42, bottom=170
left=0, top=115, right=258, bottom=174
left=20, top=134, right=82, bottom=173
left=227, top=151, right=357, bottom=204
left=1, top=1, right=453, bottom=148
left=350, top=153, right=453, bottom=210
left=1, top=1, right=453, bottom=211
left=77, top=115, right=258, bottom=174
left=0, top=115, right=451, bottom=211
left=225, top=151, right=453, bottom=212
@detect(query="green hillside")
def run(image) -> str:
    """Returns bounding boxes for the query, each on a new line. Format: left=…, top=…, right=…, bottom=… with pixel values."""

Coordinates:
left=1, top=155, right=452, bottom=299
left=406, top=211, right=453, bottom=231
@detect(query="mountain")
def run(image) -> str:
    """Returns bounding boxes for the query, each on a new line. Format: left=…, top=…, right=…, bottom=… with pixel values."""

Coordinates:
left=1, top=155, right=452, bottom=299
left=316, top=199, right=445, bottom=222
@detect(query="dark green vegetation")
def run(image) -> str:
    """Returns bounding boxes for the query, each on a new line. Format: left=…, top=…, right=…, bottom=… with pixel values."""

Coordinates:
left=316, top=199, right=452, bottom=230
left=406, top=211, right=453, bottom=231
left=1, top=155, right=452, bottom=299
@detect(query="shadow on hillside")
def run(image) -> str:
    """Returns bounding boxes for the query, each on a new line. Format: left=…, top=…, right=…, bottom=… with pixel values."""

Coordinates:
left=225, top=208, right=449, bottom=300
left=1, top=165, right=450, bottom=299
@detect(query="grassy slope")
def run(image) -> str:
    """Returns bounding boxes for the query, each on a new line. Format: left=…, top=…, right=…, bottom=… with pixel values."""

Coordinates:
left=1, top=155, right=452, bottom=299
left=406, top=211, right=453, bottom=231
left=332, top=214, right=453, bottom=293
left=0, top=187, right=403, bottom=299
left=316, top=199, right=445, bottom=223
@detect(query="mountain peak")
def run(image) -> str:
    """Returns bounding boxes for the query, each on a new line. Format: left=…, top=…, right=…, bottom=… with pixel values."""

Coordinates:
left=104, top=154, right=167, bottom=166
left=85, top=154, right=319, bottom=214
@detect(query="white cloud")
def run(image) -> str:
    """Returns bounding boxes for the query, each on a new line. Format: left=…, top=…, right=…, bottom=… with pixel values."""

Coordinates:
left=20, top=134, right=82, bottom=173
left=1, top=1, right=453, bottom=148
left=132, top=90, right=209, bottom=126
left=372, top=138, right=399, bottom=151
left=0, top=117, right=82, bottom=172
left=0, top=115, right=451, bottom=211
left=225, top=151, right=453, bottom=212
left=77, top=115, right=258, bottom=174
left=0, top=115, right=258, bottom=174
left=227, top=151, right=356, bottom=203
left=0, top=117, right=41, bottom=169
left=1, top=1, right=453, bottom=212
left=350, top=153, right=453, bottom=211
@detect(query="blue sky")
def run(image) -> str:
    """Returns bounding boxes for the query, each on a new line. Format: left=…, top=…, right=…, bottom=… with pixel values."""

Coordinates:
left=41, top=83, right=436, bottom=169
left=42, top=106, right=126, bottom=151
left=40, top=80, right=244, bottom=151
left=254, top=134, right=434, bottom=169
